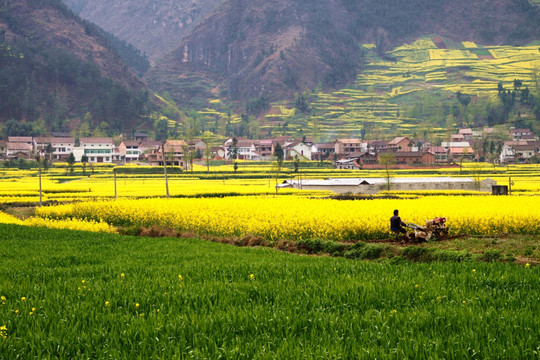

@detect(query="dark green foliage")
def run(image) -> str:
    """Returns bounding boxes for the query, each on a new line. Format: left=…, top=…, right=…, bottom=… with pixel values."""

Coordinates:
left=344, top=242, right=386, bottom=260
left=0, top=39, right=151, bottom=133
left=273, top=143, right=284, bottom=168
left=0, top=1, right=152, bottom=134
left=401, top=246, right=429, bottom=261
left=246, top=95, right=269, bottom=116
left=296, top=239, right=346, bottom=255
left=98, top=29, right=150, bottom=76
left=480, top=249, right=504, bottom=262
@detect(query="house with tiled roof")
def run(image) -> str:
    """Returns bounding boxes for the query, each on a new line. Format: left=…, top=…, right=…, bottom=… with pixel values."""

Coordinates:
left=119, top=140, right=141, bottom=162
left=388, top=137, right=415, bottom=152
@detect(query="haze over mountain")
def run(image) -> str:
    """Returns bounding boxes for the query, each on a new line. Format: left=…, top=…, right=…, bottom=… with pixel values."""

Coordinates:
left=0, top=0, right=152, bottom=135
left=144, top=0, right=540, bottom=107
left=62, top=0, right=223, bottom=62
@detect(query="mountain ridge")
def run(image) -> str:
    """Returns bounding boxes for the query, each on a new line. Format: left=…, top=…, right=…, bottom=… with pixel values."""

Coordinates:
left=145, top=0, right=540, bottom=108
left=0, top=0, right=152, bottom=135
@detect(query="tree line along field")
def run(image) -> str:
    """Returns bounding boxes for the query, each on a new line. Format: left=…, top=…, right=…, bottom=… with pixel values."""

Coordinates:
left=0, top=224, right=538, bottom=358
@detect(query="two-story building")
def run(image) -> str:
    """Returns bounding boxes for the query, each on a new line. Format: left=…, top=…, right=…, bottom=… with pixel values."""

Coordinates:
left=119, top=140, right=141, bottom=162
left=34, top=137, right=75, bottom=161
left=79, top=137, right=115, bottom=163
left=334, top=138, right=364, bottom=157
left=311, top=143, right=335, bottom=161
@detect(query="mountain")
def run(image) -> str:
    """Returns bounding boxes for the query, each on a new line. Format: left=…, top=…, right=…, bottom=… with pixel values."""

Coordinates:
left=62, top=0, right=222, bottom=62
left=0, top=0, right=152, bottom=135
left=145, top=0, right=540, bottom=108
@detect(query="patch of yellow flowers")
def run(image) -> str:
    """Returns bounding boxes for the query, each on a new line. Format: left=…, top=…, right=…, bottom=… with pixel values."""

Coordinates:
left=0, top=210, right=116, bottom=233
left=35, top=196, right=539, bottom=241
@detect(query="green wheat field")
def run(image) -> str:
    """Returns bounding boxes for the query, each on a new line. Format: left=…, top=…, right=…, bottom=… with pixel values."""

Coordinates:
left=0, top=224, right=538, bottom=358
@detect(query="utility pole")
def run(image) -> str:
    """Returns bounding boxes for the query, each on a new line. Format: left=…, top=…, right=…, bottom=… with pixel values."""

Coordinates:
left=37, top=155, right=42, bottom=207
left=114, top=169, right=117, bottom=200
left=162, top=142, right=170, bottom=198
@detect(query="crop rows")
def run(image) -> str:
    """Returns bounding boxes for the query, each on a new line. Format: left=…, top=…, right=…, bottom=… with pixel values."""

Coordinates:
left=35, top=196, right=540, bottom=241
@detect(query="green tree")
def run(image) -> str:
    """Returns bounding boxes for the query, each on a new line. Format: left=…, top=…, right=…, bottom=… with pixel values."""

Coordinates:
left=67, top=153, right=76, bottom=175
left=201, top=131, right=216, bottom=173
left=155, top=118, right=169, bottom=142
left=274, top=143, right=284, bottom=171
left=378, top=152, right=395, bottom=191
left=228, top=137, right=239, bottom=162
left=81, top=154, right=88, bottom=176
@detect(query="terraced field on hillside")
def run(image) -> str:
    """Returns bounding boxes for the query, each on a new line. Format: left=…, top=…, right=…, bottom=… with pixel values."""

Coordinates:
left=304, top=37, right=540, bottom=139
left=186, top=36, right=539, bottom=141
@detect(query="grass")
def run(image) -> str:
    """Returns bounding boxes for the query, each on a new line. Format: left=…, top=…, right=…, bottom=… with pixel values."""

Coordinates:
left=0, top=224, right=539, bottom=358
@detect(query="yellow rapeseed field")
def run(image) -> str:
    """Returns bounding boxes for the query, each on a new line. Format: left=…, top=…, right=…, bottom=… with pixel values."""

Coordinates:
left=35, top=196, right=539, bottom=241
left=0, top=210, right=115, bottom=233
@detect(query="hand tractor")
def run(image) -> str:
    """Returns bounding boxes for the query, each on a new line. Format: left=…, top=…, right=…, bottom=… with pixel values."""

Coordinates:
left=404, top=217, right=449, bottom=242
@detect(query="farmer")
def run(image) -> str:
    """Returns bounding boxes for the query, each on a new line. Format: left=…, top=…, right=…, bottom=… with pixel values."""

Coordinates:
left=390, top=209, right=407, bottom=234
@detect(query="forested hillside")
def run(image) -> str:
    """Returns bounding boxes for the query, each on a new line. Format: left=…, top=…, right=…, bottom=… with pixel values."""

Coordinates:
left=146, top=0, right=540, bottom=108
left=0, top=0, right=153, bottom=137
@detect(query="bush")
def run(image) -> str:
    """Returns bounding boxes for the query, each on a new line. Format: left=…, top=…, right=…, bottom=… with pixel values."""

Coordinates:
left=344, top=243, right=386, bottom=260
left=401, top=246, right=428, bottom=261
left=479, top=249, right=504, bottom=262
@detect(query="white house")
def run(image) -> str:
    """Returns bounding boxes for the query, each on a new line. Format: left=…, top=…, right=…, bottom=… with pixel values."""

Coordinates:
left=78, top=137, right=115, bottom=163
left=223, top=139, right=260, bottom=160
left=34, top=137, right=75, bottom=161
left=288, top=142, right=312, bottom=160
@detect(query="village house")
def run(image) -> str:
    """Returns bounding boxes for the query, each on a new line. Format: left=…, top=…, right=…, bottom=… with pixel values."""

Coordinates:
left=139, top=140, right=162, bottom=161
left=500, top=141, right=539, bottom=163
left=79, top=137, right=115, bottom=163
left=450, top=134, right=465, bottom=142
left=335, top=158, right=361, bottom=169
left=254, top=139, right=273, bottom=159
left=380, top=151, right=436, bottom=165
left=147, top=139, right=188, bottom=167
left=448, top=147, right=475, bottom=162
left=426, top=146, right=449, bottom=164
left=34, top=137, right=75, bottom=161
left=8, top=136, right=33, bottom=146
left=458, top=128, right=474, bottom=141
left=6, top=136, right=34, bottom=159
left=119, top=140, right=141, bottom=162
left=237, top=140, right=260, bottom=160
left=311, top=143, right=335, bottom=161
left=388, top=137, right=416, bottom=152
left=509, top=128, right=535, bottom=141
left=6, top=142, right=33, bottom=159
left=334, top=138, right=364, bottom=157
left=367, top=140, right=390, bottom=154
left=287, top=141, right=312, bottom=160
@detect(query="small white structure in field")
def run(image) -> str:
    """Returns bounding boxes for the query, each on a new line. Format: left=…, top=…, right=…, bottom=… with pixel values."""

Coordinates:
left=277, top=177, right=497, bottom=194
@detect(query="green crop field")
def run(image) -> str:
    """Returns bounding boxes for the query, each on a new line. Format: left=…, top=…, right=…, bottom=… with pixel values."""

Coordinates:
left=0, top=224, right=538, bottom=358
